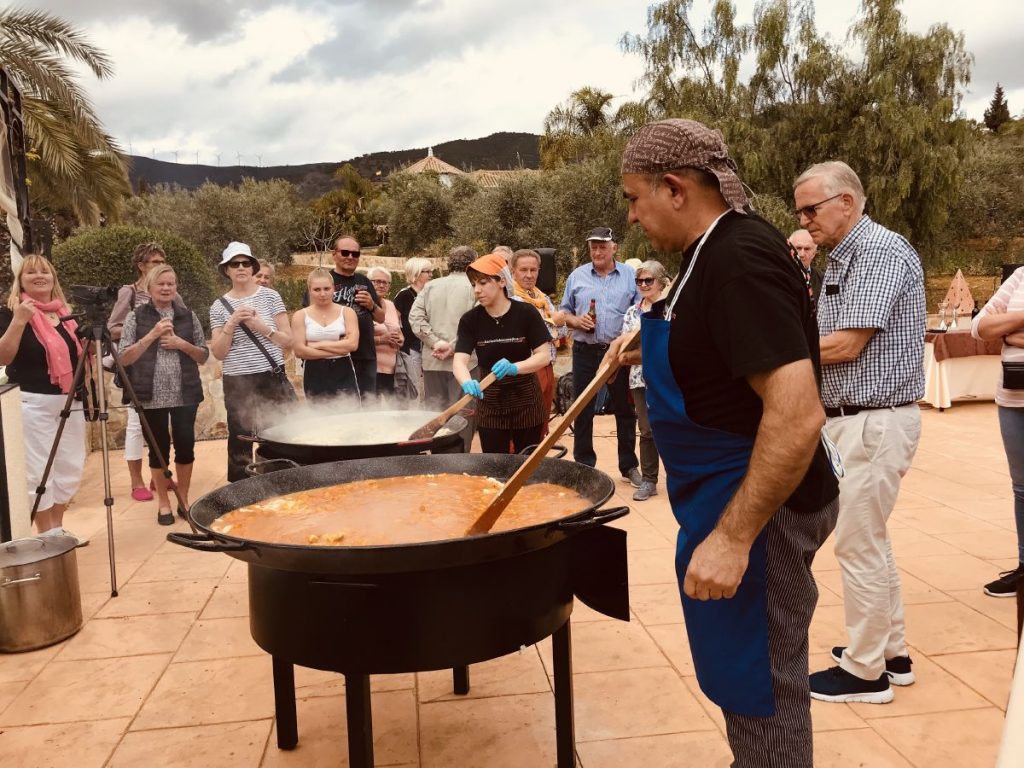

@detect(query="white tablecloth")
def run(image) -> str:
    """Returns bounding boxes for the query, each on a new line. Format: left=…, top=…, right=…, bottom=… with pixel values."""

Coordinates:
left=920, top=341, right=1001, bottom=409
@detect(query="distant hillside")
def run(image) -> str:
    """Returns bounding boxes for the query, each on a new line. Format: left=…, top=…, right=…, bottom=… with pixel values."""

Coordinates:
left=127, top=132, right=541, bottom=198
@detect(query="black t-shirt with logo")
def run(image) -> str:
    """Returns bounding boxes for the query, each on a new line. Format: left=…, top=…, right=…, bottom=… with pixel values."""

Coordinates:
left=302, top=271, right=380, bottom=360
left=661, top=210, right=839, bottom=513
left=455, top=300, right=550, bottom=428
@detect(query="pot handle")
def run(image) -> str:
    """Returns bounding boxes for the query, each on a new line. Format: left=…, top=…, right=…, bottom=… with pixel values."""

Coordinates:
left=2, top=572, right=42, bottom=587
left=557, top=505, right=629, bottom=531
left=518, top=443, right=569, bottom=459
left=245, top=457, right=300, bottom=477
left=166, top=532, right=257, bottom=554
left=238, top=434, right=258, bottom=443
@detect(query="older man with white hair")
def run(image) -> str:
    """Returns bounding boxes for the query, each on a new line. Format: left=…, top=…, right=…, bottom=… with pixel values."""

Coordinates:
left=795, top=161, right=925, bottom=705
left=788, top=228, right=821, bottom=303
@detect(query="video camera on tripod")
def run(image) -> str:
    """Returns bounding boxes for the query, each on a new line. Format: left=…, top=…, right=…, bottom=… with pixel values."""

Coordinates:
left=66, top=284, right=119, bottom=332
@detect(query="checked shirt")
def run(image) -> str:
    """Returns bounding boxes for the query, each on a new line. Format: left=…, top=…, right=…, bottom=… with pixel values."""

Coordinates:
left=816, top=215, right=925, bottom=408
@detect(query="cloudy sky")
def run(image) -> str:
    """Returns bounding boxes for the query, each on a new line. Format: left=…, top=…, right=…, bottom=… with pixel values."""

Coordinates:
left=26, top=0, right=1024, bottom=166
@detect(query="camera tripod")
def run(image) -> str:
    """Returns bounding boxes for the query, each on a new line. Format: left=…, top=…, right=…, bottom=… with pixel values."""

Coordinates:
left=30, top=317, right=188, bottom=597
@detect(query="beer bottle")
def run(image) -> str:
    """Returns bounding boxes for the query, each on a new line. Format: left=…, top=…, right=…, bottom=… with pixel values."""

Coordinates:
left=587, top=299, right=597, bottom=323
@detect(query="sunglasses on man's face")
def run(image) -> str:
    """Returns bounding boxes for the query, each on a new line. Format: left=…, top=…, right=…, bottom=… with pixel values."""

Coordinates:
left=335, top=249, right=361, bottom=258
left=636, top=277, right=657, bottom=287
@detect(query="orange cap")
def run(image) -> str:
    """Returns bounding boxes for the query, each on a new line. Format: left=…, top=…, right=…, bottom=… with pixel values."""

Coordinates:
left=468, top=252, right=508, bottom=276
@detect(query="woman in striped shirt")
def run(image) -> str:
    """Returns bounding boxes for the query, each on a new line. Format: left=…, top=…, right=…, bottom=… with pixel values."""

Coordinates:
left=972, top=266, right=1024, bottom=596
left=209, top=242, right=295, bottom=481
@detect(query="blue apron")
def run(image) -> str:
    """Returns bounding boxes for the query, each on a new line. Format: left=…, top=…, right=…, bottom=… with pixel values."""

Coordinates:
left=641, top=215, right=774, bottom=717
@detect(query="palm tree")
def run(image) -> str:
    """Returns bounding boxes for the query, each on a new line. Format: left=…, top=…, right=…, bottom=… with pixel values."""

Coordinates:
left=0, top=7, right=129, bottom=225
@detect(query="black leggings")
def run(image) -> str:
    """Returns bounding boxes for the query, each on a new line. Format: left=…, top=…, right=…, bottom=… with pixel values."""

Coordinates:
left=478, top=424, right=543, bottom=455
left=141, top=404, right=199, bottom=468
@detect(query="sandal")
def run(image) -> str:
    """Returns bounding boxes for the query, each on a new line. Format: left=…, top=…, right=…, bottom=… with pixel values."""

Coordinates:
left=131, top=486, right=154, bottom=502
left=157, top=509, right=175, bottom=526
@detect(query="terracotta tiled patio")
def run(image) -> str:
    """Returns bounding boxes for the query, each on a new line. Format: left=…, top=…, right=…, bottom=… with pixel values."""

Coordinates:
left=0, top=402, right=1018, bottom=767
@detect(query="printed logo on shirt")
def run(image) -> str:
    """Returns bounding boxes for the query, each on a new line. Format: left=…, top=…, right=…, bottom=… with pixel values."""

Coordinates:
left=478, top=336, right=527, bottom=346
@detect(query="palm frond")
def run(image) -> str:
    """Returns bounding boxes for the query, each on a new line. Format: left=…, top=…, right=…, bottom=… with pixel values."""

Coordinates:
left=0, top=7, right=113, bottom=79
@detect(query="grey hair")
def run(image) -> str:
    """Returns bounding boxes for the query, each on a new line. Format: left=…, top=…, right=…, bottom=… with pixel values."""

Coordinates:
left=447, top=245, right=478, bottom=273
left=404, top=256, right=433, bottom=283
left=794, top=161, right=866, bottom=215
left=366, top=266, right=392, bottom=282
left=509, top=248, right=541, bottom=271
left=636, top=259, right=669, bottom=287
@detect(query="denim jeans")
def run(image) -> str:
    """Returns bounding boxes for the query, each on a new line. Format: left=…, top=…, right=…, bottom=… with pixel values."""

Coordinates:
left=998, top=406, right=1024, bottom=563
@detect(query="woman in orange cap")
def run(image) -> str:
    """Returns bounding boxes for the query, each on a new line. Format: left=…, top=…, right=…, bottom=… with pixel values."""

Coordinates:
left=453, top=252, right=552, bottom=453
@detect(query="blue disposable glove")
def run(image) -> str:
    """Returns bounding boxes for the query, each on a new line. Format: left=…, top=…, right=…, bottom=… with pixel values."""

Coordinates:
left=461, top=379, right=483, bottom=399
left=491, top=358, right=518, bottom=380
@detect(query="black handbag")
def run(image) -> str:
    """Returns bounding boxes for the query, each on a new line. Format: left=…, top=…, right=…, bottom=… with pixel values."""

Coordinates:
left=1003, top=362, right=1024, bottom=390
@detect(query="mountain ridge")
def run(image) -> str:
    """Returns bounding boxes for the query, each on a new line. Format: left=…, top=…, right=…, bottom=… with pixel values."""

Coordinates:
left=127, top=131, right=541, bottom=198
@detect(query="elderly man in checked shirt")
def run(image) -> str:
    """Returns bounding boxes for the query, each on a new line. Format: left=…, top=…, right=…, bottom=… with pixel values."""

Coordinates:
left=556, top=227, right=641, bottom=484
left=794, top=161, right=925, bottom=705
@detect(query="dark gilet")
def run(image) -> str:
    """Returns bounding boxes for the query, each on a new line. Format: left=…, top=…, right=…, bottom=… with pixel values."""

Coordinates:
left=129, top=303, right=203, bottom=403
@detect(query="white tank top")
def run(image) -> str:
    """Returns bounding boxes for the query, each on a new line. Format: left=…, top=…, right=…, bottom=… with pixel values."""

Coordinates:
left=305, top=311, right=347, bottom=359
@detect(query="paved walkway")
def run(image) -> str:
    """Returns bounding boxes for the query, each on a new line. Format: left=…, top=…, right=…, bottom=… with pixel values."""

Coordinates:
left=0, top=402, right=1016, bottom=767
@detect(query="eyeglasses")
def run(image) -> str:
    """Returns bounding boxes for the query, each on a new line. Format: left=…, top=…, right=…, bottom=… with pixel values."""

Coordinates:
left=635, top=277, right=657, bottom=287
left=226, top=260, right=251, bottom=269
left=794, top=193, right=843, bottom=221
left=370, top=279, right=390, bottom=286
left=419, top=269, right=433, bottom=275
left=335, top=249, right=361, bottom=258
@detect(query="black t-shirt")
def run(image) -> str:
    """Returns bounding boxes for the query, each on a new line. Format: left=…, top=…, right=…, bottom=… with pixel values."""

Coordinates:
left=0, top=307, right=80, bottom=394
left=456, top=300, right=551, bottom=427
left=393, top=286, right=421, bottom=354
left=663, top=211, right=838, bottom=513
left=303, top=271, right=380, bottom=360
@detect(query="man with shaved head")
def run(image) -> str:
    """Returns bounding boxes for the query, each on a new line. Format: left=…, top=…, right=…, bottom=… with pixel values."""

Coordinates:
left=614, top=118, right=840, bottom=766
left=788, top=228, right=822, bottom=303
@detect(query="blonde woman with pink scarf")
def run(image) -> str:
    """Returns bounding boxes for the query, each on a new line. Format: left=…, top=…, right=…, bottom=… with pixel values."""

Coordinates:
left=0, top=255, right=88, bottom=544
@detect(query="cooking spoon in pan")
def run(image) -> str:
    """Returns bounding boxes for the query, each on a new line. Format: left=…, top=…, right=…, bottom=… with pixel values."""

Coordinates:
left=407, top=372, right=498, bottom=441
left=466, top=328, right=641, bottom=536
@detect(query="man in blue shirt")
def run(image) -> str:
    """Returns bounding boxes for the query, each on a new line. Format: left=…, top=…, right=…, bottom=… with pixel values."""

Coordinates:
left=558, top=227, right=641, bottom=483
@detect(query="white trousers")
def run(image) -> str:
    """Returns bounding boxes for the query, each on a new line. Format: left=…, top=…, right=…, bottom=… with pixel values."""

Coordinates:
left=124, top=407, right=144, bottom=461
left=826, top=404, right=921, bottom=679
left=22, top=391, right=86, bottom=512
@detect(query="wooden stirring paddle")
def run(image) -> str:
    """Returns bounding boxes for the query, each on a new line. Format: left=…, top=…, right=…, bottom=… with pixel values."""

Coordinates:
left=466, top=330, right=642, bottom=535
left=406, top=372, right=498, bottom=441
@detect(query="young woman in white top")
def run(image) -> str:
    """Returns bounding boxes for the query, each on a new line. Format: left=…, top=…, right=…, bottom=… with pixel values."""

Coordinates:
left=209, top=241, right=294, bottom=481
left=291, top=268, right=360, bottom=400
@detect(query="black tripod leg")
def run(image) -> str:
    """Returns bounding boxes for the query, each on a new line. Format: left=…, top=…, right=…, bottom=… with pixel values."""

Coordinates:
left=109, top=343, right=190, bottom=517
left=29, top=346, right=90, bottom=526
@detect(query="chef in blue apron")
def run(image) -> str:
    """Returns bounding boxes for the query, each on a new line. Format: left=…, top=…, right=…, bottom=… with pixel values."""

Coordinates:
left=614, top=120, right=840, bottom=767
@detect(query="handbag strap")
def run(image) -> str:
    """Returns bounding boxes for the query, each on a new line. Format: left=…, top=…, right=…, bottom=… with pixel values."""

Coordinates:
left=219, top=296, right=283, bottom=374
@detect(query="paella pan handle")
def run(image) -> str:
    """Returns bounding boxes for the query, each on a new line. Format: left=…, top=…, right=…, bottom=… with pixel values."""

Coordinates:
left=556, top=506, right=629, bottom=532
left=166, top=532, right=257, bottom=554
left=245, top=457, right=301, bottom=477
left=517, top=443, right=568, bottom=459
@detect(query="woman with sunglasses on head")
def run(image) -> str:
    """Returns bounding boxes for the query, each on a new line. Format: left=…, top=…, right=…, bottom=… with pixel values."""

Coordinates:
left=618, top=260, right=670, bottom=501
left=453, top=253, right=551, bottom=454
left=366, top=267, right=404, bottom=397
left=209, top=242, right=294, bottom=482
left=0, top=255, right=88, bottom=543
left=108, top=241, right=178, bottom=503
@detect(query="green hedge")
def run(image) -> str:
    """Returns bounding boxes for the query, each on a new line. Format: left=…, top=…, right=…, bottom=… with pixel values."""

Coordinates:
left=274, top=267, right=414, bottom=313
left=51, top=225, right=218, bottom=330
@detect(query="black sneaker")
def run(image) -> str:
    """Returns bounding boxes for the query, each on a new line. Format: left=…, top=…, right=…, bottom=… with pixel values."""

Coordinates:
left=830, top=646, right=915, bottom=686
left=983, top=564, right=1024, bottom=597
left=809, top=666, right=893, bottom=704
left=621, top=468, right=642, bottom=488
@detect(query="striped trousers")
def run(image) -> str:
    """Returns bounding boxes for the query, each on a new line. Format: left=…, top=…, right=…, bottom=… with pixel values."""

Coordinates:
left=723, top=499, right=839, bottom=768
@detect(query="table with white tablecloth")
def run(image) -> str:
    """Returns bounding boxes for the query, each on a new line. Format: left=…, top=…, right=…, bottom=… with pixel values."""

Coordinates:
left=920, top=330, right=1003, bottom=410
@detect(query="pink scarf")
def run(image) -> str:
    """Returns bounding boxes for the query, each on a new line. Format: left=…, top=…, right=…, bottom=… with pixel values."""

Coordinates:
left=23, top=294, right=83, bottom=394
